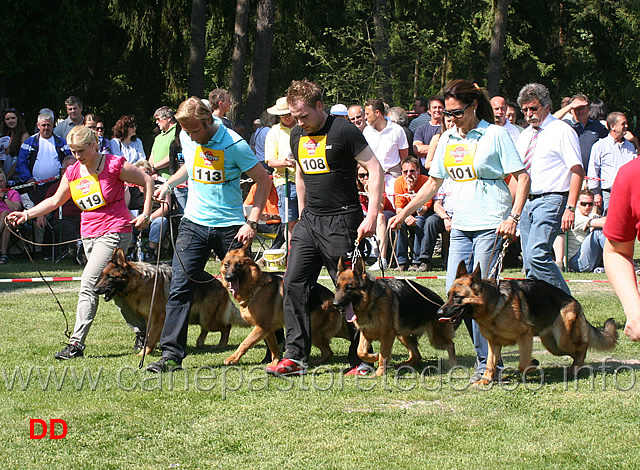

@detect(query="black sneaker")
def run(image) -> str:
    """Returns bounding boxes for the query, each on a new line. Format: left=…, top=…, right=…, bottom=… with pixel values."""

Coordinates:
left=54, top=343, right=85, bottom=360
left=133, top=335, right=146, bottom=352
left=146, top=357, right=182, bottom=373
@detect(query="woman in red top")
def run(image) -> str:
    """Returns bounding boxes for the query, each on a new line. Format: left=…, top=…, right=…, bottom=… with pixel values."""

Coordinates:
left=7, top=125, right=154, bottom=359
left=0, top=169, right=23, bottom=264
left=603, top=158, right=640, bottom=341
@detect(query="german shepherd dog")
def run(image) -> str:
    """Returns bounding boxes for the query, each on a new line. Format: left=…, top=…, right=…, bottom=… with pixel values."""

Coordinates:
left=438, top=261, right=618, bottom=384
left=220, top=246, right=350, bottom=366
left=95, top=248, right=247, bottom=356
left=333, top=257, right=457, bottom=377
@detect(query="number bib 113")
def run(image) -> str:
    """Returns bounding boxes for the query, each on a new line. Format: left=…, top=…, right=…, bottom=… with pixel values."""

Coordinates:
left=298, top=136, right=330, bottom=174
left=444, top=142, right=477, bottom=182
left=193, top=146, right=225, bottom=184
left=70, top=173, right=107, bottom=211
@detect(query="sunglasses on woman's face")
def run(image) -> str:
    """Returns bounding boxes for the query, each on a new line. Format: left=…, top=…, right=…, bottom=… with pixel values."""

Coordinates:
left=358, top=173, right=369, bottom=179
left=442, top=102, right=471, bottom=119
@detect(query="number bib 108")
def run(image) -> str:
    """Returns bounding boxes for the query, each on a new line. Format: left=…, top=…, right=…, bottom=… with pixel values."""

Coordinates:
left=444, top=142, right=477, bottom=182
left=298, top=136, right=330, bottom=174
left=70, top=173, right=107, bottom=211
left=193, top=146, right=225, bottom=184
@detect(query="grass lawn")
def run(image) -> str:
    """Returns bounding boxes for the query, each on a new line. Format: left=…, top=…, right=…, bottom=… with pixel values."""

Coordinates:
left=1, top=252, right=640, bottom=469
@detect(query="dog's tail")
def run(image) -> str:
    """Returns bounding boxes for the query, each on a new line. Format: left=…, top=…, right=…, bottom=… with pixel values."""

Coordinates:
left=588, top=318, right=618, bottom=351
left=227, top=301, right=249, bottom=327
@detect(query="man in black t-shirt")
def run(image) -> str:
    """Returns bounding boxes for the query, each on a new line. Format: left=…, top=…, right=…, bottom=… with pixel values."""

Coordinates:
left=265, top=80, right=384, bottom=376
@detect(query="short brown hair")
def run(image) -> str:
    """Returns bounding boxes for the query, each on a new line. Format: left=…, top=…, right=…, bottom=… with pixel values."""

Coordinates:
left=208, top=89, right=229, bottom=111
left=287, top=80, right=323, bottom=108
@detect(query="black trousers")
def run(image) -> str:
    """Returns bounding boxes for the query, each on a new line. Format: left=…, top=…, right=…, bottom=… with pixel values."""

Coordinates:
left=283, top=210, right=364, bottom=366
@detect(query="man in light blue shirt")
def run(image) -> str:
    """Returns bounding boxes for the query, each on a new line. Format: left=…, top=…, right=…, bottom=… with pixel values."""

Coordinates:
left=587, top=112, right=637, bottom=214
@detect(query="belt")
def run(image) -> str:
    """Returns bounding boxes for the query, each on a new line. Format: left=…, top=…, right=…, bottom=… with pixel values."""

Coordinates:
left=528, top=191, right=569, bottom=201
left=602, top=188, right=611, bottom=193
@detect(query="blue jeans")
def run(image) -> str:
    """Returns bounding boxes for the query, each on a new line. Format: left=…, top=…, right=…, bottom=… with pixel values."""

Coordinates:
left=276, top=181, right=299, bottom=223
left=159, top=218, right=242, bottom=361
left=174, top=186, right=189, bottom=215
left=568, top=229, right=606, bottom=272
left=395, top=214, right=444, bottom=265
left=446, top=228, right=502, bottom=374
left=149, top=216, right=168, bottom=244
left=520, top=195, right=571, bottom=294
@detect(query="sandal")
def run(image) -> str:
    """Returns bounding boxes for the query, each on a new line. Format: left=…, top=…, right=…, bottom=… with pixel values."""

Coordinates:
left=0, top=254, right=8, bottom=265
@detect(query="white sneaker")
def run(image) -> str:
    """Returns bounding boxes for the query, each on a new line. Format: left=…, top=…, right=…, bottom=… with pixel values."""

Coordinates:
left=369, top=258, right=388, bottom=271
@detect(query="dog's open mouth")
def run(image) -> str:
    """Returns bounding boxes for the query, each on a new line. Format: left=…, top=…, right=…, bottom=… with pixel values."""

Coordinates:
left=344, top=303, right=357, bottom=323
left=227, top=279, right=240, bottom=297
left=437, top=307, right=463, bottom=323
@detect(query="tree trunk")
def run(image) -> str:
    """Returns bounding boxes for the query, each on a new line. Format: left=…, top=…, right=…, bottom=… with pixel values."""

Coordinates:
left=372, top=0, right=392, bottom=101
left=229, top=0, right=250, bottom=124
left=188, top=0, right=206, bottom=98
left=245, top=0, right=275, bottom=126
left=487, top=0, right=509, bottom=97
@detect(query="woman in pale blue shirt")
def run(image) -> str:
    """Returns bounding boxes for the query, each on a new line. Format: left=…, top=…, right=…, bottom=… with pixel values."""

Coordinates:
left=389, top=79, right=530, bottom=383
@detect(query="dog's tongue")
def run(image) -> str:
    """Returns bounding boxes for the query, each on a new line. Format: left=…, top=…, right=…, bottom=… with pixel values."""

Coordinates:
left=345, top=304, right=357, bottom=323
left=438, top=317, right=452, bottom=323
left=230, top=280, right=240, bottom=297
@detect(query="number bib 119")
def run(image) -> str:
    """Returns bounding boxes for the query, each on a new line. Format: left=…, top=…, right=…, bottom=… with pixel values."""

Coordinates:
left=444, top=142, right=477, bottom=182
left=193, top=146, right=225, bottom=184
left=70, top=173, right=107, bottom=211
left=298, top=136, right=330, bottom=174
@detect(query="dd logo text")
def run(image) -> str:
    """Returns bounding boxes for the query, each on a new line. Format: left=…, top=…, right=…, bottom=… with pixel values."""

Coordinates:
left=29, top=419, right=67, bottom=439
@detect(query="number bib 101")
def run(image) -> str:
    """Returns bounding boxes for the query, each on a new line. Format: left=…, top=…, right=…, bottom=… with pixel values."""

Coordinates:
left=298, top=136, right=330, bottom=174
left=70, top=173, right=107, bottom=211
left=444, top=142, right=477, bottom=182
left=193, top=146, right=225, bottom=184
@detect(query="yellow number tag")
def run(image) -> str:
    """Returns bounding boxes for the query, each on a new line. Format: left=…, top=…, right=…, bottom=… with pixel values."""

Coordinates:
left=443, top=143, right=477, bottom=182
left=193, top=146, right=225, bottom=184
left=298, top=136, right=330, bottom=174
left=70, top=174, right=106, bottom=211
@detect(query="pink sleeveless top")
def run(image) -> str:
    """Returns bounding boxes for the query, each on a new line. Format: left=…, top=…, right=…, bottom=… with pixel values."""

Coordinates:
left=65, top=154, right=133, bottom=238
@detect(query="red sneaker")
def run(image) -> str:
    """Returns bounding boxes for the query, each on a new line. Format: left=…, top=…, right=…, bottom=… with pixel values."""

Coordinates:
left=265, top=358, right=308, bottom=376
left=344, top=363, right=374, bottom=376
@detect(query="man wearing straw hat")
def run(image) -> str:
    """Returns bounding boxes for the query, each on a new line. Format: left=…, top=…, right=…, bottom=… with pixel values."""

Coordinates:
left=265, top=97, right=299, bottom=244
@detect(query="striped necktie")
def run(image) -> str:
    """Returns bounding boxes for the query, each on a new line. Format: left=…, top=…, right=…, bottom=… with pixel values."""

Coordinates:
left=523, top=128, right=538, bottom=173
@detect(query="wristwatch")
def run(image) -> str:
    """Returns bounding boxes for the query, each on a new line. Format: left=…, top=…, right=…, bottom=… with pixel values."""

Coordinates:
left=246, top=220, right=258, bottom=230
left=565, top=204, right=576, bottom=212
left=509, top=212, right=521, bottom=223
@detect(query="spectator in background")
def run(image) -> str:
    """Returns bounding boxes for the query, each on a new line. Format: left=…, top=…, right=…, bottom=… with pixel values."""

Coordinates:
left=83, top=114, right=110, bottom=154
left=209, top=88, right=233, bottom=129
left=505, top=101, right=524, bottom=129
left=490, top=96, right=521, bottom=143
left=1, top=107, right=30, bottom=179
left=54, top=96, right=84, bottom=139
left=412, top=96, right=445, bottom=170
left=149, top=106, right=178, bottom=181
left=265, top=97, right=299, bottom=244
left=587, top=112, right=636, bottom=214
left=16, top=112, right=71, bottom=204
left=363, top=98, right=408, bottom=201
left=110, top=115, right=146, bottom=164
left=0, top=169, right=23, bottom=265
left=565, top=189, right=606, bottom=273
left=387, top=106, right=415, bottom=158
left=589, top=99, right=608, bottom=127
left=347, top=105, right=366, bottom=132
left=330, top=104, right=349, bottom=120
left=408, top=96, right=429, bottom=132
left=251, top=111, right=273, bottom=172
left=556, top=94, right=608, bottom=170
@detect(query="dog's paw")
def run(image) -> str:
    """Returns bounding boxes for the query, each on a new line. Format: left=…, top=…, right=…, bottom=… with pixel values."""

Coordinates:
left=224, top=356, right=239, bottom=366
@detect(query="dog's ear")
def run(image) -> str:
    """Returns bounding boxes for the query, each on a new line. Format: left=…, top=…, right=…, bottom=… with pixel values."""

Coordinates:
left=471, top=263, right=482, bottom=279
left=114, top=248, right=127, bottom=266
left=338, top=257, right=346, bottom=273
left=455, top=260, right=468, bottom=279
left=353, top=256, right=366, bottom=277
left=241, top=238, right=252, bottom=254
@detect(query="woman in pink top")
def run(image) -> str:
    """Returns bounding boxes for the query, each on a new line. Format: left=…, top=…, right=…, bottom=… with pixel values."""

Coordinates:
left=7, top=125, right=154, bottom=359
left=0, top=169, right=23, bottom=264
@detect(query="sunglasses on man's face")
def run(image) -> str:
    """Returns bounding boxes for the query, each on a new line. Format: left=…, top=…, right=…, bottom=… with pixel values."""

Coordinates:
left=579, top=201, right=594, bottom=207
left=442, top=102, right=471, bottom=119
